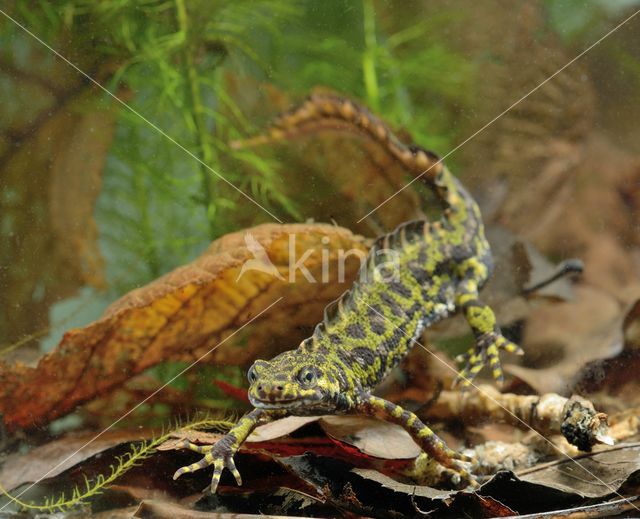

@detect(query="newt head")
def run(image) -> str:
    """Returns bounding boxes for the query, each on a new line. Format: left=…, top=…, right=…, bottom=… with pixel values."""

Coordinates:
left=247, top=350, right=343, bottom=414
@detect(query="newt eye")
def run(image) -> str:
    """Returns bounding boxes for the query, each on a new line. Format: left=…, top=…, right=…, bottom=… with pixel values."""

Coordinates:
left=297, top=367, right=317, bottom=386
left=247, top=366, right=258, bottom=384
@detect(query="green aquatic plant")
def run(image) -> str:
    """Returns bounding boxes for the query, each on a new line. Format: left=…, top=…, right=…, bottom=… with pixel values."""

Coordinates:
left=1, top=439, right=162, bottom=513
left=86, top=0, right=303, bottom=292
left=0, top=416, right=235, bottom=513
left=544, top=0, right=640, bottom=42
left=272, top=1, right=475, bottom=152
left=4, top=0, right=478, bottom=298
left=4, top=0, right=479, bottom=427
left=92, top=0, right=476, bottom=293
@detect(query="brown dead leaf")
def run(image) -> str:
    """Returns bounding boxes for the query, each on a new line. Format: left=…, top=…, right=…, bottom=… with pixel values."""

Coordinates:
left=0, top=223, right=367, bottom=430
left=94, top=506, right=141, bottom=519
left=163, top=414, right=421, bottom=462
left=516, top=442, right=640, bottom=499
left=277, top=453, right=515, bottom=516
left=136, top=488, right=335, bottom=519
left=496, top=134, right=640, bottom=298
left=0, top=429, right=152, bottom=492
left=507, top=285, right=626, bottom=395
left=249, top=415, right=420, bottom=459
left=247, top=416, right=319, bottom=442
left=134, top=499, right=301, bottom=518
left=574, top=299, right=640, bottom=396
left=319, top=415, right=420, bottom=460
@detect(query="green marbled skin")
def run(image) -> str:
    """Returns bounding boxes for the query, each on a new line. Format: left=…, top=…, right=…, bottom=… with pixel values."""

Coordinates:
left=174, top=94, right=522, bottom=492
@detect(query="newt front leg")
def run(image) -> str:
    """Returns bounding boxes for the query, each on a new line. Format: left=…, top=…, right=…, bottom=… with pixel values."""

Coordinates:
left=173, top=408, right=284, bottom=493
left=454, top=263, right=524, bottom=388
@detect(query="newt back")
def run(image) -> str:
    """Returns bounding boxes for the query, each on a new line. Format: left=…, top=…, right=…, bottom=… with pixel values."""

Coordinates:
left=244, top=94, right=503, bottom=408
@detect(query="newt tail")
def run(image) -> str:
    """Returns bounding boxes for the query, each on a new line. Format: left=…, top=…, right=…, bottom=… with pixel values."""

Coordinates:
left=175, top=94, right=523, bottom=493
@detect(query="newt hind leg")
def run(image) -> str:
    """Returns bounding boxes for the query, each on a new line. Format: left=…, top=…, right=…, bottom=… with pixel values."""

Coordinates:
left=358, top=394, right=477, bottom=487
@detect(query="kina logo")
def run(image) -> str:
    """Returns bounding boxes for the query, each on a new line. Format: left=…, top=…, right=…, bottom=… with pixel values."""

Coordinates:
left=236, top=233, right=285, bottom=281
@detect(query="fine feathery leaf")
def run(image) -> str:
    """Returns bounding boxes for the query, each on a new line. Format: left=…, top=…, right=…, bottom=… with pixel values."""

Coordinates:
left=0, top=415, right=234, bottom=513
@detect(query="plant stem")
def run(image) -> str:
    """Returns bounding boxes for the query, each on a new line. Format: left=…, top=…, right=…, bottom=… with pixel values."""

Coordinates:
left=362, top=0, right=380, bottom=112
left=133, top=167, right=161, bottom=278
left=0, top=417, right=234, bottom=513
left=175, top=0, right=218, bottom=239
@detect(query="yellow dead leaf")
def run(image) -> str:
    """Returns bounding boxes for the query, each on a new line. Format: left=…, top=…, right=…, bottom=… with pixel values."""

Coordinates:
left=0, top=223, right=368, bottom=430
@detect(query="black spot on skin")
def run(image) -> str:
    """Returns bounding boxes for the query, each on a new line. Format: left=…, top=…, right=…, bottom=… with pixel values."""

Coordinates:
left=369, top=316, right=386, bottom=335
left=376, top=351, right=388, bottom=381
left=432, top=261, right=450, bottom=278
left=383, top=400, right=397, bottom=413
left=461, top=299, right=482, bottom=311
left=379, top=328, right=405, bottom=359
left=329, top=334, right=342, bottom=345
left=315, top=344, right=330, bottom=355
left=402, top=220, right=425, bottom=241
left=389, top=281, right=412, bottom=298
left=367, top=305, right=387, bottom=335
left=218, top=433, right=238, bottom=451
left=408, top=262, right=429, bottom=285
left=409, top=418, right=426, bottom=435
left=380, top=293, right=404, bottom=317
left=335, top=367, right=348, bottom=387
left=400, top=410, right=412, bottom=424
left=345, top=322, right=366, bottom=339
left=352, top=347, right=377, bottom=369
left=337, top=348, right=353, bottom=367
left=368, top=304, right=383, bottom=315
left=407, top=301, right=423, bottom=319
left=334, top=392, right=352, bottom=412
left=314, top=353, right=327, bottom=365
left=451, top=244, right=471, bottom=262
left=435, top=283, right=448, bottom=302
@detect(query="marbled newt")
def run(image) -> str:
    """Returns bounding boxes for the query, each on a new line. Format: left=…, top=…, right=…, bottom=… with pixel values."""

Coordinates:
left=173, top=94, right=522, bottom=492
